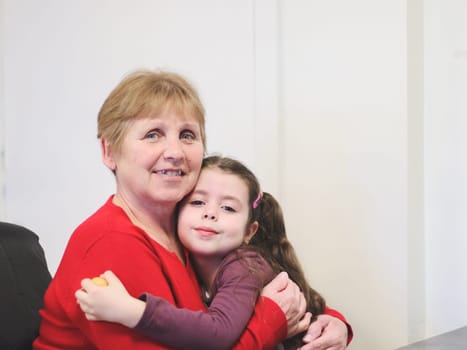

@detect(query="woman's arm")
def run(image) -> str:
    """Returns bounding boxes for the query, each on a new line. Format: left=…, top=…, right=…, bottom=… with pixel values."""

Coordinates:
left=298, top=307, right=353, bottom=350
left=324, top=306, right=353, bottom=344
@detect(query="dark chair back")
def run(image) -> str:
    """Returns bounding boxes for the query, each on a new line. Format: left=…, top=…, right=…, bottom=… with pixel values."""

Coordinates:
left=0, top=222, right=52, bottom=350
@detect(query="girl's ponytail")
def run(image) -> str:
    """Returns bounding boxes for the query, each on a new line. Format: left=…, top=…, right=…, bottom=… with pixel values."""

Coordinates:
left=251, top=192, right=326, bottom=342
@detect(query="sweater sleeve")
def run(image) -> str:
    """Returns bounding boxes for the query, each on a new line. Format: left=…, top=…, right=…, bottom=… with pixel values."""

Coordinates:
left=232, top=296, right=287, bottom=350
left=135, top=252, right=276, bottom=350
left=324, top=306, right=353, bottom=344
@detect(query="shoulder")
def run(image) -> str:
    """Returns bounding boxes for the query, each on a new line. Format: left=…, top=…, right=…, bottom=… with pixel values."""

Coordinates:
left=222, top=249, right=270, bottom=269
left=70, top=197, right=153, bottom=251
left=75, top=196, right=123, bottom=234
left=217, top=249, right=274, bottom=285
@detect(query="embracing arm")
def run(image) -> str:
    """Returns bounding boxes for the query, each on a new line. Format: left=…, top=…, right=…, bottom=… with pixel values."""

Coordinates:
left=77, top=262, right=310, bottom=350
left=78, top=252, right=285, bottom=350
left=135, top=256, right=264, bottom=350
left=137, top=253, right=312, bottom=350
left=324, top=306, right=353, bottom=344
left=297, top=307, right=353, bottom=350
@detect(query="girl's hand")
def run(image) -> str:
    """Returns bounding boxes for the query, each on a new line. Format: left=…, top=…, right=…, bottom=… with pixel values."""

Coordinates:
left=74, top=270, right=145, bottom=328
left=299, top=314, right=348, bottom=350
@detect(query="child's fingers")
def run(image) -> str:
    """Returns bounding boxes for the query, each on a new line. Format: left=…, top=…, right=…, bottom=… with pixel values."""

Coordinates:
left=75, top=288, right=87, bottom=303
left=101, top=270, right=119, bottom=284
left=101, top=270, right=125, bottom=287
left=80, top=278, right=95, bottom=291
left=101, top=270, right=128, bottom=291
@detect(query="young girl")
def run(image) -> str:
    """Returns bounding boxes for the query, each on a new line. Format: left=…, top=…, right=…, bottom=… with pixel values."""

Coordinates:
left=76, top=155, right=326, bottom=349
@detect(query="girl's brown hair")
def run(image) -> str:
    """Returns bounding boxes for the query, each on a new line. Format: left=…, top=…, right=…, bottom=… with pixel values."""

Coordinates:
left=202, top=155, right=326, bottom=349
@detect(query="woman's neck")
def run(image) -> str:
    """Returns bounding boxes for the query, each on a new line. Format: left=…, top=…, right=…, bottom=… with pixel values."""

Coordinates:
left=112, top=194, right=184, bottom=261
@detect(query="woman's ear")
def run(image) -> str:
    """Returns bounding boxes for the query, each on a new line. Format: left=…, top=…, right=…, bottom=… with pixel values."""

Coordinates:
left=101, top=138, right=117, bottom=171
left=244, top=221, right=259, bottom=244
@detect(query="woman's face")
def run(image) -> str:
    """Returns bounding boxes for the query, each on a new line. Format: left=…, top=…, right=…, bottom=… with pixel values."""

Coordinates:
left=177, top=168, right=257, bottom=260
left=103, top=110, right=204, bottom=207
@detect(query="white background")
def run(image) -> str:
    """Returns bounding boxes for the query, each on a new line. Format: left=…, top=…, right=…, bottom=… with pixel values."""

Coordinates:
left=1, top=1, right=466, bottom=349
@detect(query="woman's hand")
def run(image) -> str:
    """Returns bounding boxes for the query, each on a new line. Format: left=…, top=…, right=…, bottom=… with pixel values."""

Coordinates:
left=74, top=270, right=145, bottom=328
left=299, top=314, right=348, bottom=350
left=261, top=272, right=311, bottom=338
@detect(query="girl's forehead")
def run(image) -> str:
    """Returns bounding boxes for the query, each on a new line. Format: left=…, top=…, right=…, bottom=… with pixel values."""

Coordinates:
left=198, top=168, right=246, bottom=190
left=189, top=168, right=251, bottom=208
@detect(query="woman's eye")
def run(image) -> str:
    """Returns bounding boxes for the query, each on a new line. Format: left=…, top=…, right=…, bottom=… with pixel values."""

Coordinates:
left=146, top=129, right=161, bottom=140
left=180, top=130, right=196, bottom=143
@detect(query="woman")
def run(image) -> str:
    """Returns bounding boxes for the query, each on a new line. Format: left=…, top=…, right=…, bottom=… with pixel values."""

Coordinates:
left=34, top=69, right=350, bottom=349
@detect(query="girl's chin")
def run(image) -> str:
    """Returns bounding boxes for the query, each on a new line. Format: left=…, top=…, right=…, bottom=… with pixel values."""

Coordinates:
left=188, top=250, right=218, bottom=258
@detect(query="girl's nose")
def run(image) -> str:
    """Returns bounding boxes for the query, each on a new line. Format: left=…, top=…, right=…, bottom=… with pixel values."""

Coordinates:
left=203, top=213, right=217, bottom=221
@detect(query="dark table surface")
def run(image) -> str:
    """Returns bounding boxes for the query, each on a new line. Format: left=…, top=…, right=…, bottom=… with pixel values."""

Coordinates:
left=395, top=326, right=467, bottom=349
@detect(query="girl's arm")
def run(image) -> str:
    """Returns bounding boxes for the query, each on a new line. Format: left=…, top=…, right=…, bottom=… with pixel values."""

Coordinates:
left=77, top=253, right=279, bottom=350
left=76, top=271, right=146, bottom=328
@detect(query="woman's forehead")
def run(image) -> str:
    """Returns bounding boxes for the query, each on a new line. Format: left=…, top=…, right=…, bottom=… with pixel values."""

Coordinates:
left=142, top=104, right=202, bottom=126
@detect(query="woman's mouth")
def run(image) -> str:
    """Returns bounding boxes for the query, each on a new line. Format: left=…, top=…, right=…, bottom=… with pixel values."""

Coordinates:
left=154, top=169, right=184, bottom=176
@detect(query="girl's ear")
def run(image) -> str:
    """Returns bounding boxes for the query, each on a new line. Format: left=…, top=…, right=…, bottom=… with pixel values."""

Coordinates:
left=101, top=138, right=117, bottom=171
left=244, top=221, right=259, bottom=244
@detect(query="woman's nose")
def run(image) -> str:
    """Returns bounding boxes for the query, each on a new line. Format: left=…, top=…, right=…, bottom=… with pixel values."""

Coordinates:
left=163, top=137, right=184, bottom=162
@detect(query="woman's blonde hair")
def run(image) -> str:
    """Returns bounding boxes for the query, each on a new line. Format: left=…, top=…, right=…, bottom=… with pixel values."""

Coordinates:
left=97, top=69, right=206, bottom=154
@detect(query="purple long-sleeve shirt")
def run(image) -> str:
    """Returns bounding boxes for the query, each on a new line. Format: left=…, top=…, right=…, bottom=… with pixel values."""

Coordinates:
left=135, top=250, right=274, bottom=350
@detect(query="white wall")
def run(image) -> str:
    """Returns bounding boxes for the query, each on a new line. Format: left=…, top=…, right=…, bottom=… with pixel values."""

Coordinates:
left=280, top=1, right=409, bottom=348
left=424, top=0, right=467, bottom=337
left=3, top=0, right=260, bottom=272
left=1, top=1, right=467, bottom=349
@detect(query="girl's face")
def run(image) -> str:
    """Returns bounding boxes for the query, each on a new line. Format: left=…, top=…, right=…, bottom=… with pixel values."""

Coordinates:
left=102, top=110, right=204, bottom=207
left=177, top=168, right=257, bottom=259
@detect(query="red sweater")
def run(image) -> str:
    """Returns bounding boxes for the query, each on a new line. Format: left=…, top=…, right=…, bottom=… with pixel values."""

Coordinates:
left=33, top=197, right=286, bottom=349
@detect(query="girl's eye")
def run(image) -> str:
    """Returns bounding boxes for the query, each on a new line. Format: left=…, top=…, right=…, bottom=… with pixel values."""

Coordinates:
left=180, top=130, right=196, bottom=143
left=190, top=200, right=204, bottom=206
left=221, top=205, right=236, bottom=213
